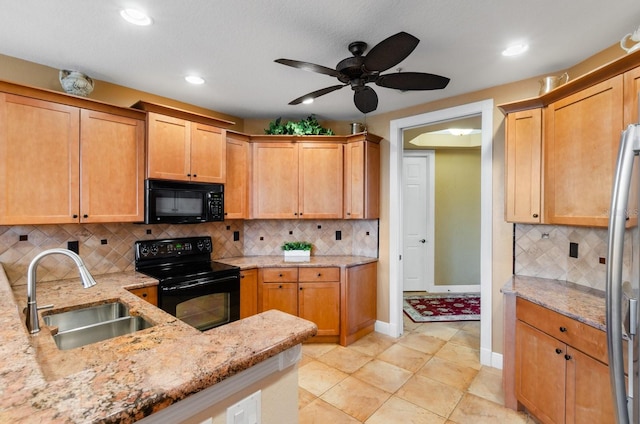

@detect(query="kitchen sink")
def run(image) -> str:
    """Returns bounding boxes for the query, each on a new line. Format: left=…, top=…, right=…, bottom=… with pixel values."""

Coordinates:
left=42, top=301, right=154, bottom=350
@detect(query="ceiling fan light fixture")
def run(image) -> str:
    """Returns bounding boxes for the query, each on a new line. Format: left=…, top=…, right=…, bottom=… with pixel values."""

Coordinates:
left=120, top=8, right=153, bottom=26
left=185, top=75, right=205, bottom=85
left=502, top=43, right=529, bottom=57
left=302, top=98, right=314, bottom=104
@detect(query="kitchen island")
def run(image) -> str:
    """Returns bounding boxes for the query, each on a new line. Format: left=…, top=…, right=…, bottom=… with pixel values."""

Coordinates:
left=0, top=265, right=317, bottom=423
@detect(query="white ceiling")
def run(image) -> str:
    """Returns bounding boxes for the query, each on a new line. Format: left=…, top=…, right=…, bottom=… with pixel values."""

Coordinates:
left=2, top=1, right=640, bottom=122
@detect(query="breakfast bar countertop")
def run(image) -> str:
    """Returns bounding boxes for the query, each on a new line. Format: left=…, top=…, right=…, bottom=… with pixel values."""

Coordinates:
left=501, top=274, right=607, bottom=331
left=0, top=265, right=317, bottom=423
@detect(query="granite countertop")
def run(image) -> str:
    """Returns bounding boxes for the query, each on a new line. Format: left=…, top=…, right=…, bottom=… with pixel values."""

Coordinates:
left=0, top=265, right=317, bottom=423
left=502, top=274, right=606, bottom=331
left=215, top=255, right=378, bottom=270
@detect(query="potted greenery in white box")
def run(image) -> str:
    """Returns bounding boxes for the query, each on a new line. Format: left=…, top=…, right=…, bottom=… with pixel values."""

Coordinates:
left=282, top=241, right=312, bottom=262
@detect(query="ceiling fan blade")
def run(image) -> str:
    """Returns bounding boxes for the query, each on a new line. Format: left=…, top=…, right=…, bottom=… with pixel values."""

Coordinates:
left=363, top=32, right=419, bottom=73
left=288, top=84, right=347, bottom=105
left=376, top=72, right=450, bottom=90
left=275, top=59, right=343, bottom=78
left=354, top=87, right=378, bottom=114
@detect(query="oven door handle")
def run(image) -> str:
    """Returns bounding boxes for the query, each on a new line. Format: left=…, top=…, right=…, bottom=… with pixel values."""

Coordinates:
left=162, top=275, right=238, bottom=291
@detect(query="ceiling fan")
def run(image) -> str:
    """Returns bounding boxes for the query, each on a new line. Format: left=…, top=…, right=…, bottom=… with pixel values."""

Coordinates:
left=275, top=31, right=450, bottom=114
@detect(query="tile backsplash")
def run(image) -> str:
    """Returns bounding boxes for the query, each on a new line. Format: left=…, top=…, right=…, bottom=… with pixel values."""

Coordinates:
left=0, top=219, right=378, bottom=286
left=514, top=224, right=636, bottom=291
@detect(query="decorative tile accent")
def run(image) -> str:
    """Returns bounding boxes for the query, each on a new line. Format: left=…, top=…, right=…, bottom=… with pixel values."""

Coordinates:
left=0, top=219, right=378, bottom=286
left=514, top=224, right=636, bottom=291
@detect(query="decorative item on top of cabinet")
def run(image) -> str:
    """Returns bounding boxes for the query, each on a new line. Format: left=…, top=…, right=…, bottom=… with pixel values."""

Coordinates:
left=504, top=108, right=542, bottom=223
left=0, top=92, right=145, bottom=225
left=344, top=134, right=381, bottom=219
left=59, top=70, right=95, bottom=97
left=132, top=101, right=235, bottom=184
left=225, top=131, right=251, bottom=219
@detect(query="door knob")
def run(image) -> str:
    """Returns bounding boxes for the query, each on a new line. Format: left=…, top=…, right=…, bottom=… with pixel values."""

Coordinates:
left=419, top=239, right=426, bottom=243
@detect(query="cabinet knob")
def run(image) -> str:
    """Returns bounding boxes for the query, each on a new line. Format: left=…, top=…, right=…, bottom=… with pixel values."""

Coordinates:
left=555, top=348, right=562, bottom=354
left=193, top=174, right=197, bottom=177
left=278, top=285, right=283, bottom=289
left=279, top=273, right=283, bottom=277
left=72, top=214, right=78, bottom=218
left=564, top=354, right=572, bottom=361
left=299, top=287, right=303, bottom=291
left=300, top=213, right=303, bottom=216
left=294, top=212, right=298, bottom=216
left=83, top=214, right=88, bottom=218
left=559, top=327, right=567, bottom=333
left=317, top=273, right=321, bottom=277
left=187, top=173, right=191, bottom=177
left=533, top=213, right=539, bottom=218
left=347, top=212, right=351, bottom=216
left=241, top=275, right=245, bottom=279
left=142, top=293, right=147, bottom=298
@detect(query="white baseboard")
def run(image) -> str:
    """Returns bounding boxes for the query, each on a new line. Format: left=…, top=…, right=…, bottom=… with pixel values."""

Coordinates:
left=427, top=284, right=481, bottom=294
left=375, top=320, right=399, bottom=338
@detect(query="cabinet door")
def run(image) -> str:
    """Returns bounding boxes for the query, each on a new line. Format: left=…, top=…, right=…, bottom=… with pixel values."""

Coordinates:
left=565, top=346, right=615, bottom=424
left=80, top=110, right=145, bottom=223
left=516, top=320, right=566, bottom=424
left=128, top=286, right=158, bottom=306
left=545, top=76, right=623, bottom=226
left=505, top=109, right=542, bottom=223
left=146, top=112, right=190, bottom=181
left=342, top=262, right=377, bottom=345
left=0, top=94, right=80, bottom=224
left=240, top=269, right=258, bottom=318
left=252, top=142, right=298, bottom=218
left=261, top=282, right=298, bottom=315
left=344, top=140, right=380, bottom=219
left=299, top=282, right=340, bottom=336
left=225, top=135, right=250, bottom=219
left=298, top=143, right=343, bottom=219
left=190, top=123, right=225, bottom=183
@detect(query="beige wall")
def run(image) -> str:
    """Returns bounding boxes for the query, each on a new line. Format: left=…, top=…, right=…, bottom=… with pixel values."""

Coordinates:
left=0, top=43, right=627, bottom=356
left=433, top=149, right=481, bottom=287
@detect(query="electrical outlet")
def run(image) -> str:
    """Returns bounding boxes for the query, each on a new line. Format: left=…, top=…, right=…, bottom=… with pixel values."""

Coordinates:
left=233, top=231, right=240, bottom=241
left=226, top=390, right=261, bottom=424
left=569, top=242, right=578, bottom=258
left=336, top=230, right=341, bottom=240
left=67, top=241, right=79, bottom=254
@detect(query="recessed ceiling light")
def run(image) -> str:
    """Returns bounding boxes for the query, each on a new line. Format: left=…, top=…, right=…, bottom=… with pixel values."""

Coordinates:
left=302, top=98, right=314, bottom=105
left=502, top=43, right=529, bottom=57
left=120, top=9, right=153, bottom=26
left=185, top=75, right=205, bottom=85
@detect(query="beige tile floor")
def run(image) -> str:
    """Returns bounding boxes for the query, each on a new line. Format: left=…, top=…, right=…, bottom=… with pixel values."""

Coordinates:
left=298, top=314, right=538, bottom=423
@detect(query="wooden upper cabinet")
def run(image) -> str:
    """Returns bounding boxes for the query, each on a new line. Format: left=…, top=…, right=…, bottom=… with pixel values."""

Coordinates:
left=344, top=138, right=380, bottom=219
left=146, top=112, right=226, bottom=183
left=190, top=122, right=225, bottom=183
left=0, top=94, right=80, bottom=224
left=80, top=109, right=145, bottom=223
left=505, top=108, right=542, bottom=223
left=544, top=76, right=623, bottom=226
left=298, top=143, right=343, bottom=219
left=252, top=142, right=299, bottom=218
left=225, top=132, right=251, bottom=219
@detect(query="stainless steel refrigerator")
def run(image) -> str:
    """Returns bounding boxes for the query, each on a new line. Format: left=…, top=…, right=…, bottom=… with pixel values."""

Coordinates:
left=607, top=123, right=640, bottom=423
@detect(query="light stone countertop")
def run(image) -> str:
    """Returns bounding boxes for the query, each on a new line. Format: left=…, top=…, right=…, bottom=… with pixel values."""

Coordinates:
left=214, top=255, right=378, bottom=270
left=0, top=264, right=317, bottom=423
left=502, top=274, right=606, bottom=331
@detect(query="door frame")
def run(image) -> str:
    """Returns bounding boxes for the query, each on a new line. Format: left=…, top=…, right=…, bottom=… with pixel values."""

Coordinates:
left=389, top=99, right=495, bottom=367
left=402, top=150, right=435, bottom=292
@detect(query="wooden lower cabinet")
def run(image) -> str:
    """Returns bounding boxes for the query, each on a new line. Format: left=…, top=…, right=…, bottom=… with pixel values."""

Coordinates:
left=239, top=269, right=258, bottom=318
left=257, top=263, right=376, bottom=345
left=515, top=298, right=614, bottom=424
left=128, top=286, right=158, bottom=306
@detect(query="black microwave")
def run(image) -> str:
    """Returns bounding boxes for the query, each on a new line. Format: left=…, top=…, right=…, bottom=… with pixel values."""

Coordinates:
left=144, top=179, right=224, bottom=224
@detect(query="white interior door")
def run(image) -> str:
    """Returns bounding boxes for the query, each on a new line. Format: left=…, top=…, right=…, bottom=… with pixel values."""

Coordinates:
left=402, top=152, right=434, bottom=292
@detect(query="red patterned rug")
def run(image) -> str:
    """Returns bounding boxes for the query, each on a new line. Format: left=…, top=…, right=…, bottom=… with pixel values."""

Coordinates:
left=403, top=294, right=480, bottom=322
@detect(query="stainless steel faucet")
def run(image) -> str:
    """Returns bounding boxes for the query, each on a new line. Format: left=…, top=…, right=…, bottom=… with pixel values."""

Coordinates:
left=25, top=248, right=97, bottom=334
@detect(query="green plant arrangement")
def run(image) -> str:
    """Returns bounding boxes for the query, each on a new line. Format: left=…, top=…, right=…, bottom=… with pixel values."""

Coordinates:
left=281, top=241, right=312, bottom=251
left=265, top=115, right=334, bottom=136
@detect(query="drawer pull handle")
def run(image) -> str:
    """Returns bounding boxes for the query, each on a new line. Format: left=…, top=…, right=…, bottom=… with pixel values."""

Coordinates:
left=559, top=327, right=567, bottom=332
left=564, top=354, right=572, bottom=361
left=555, top=348, right=562, bottom=354
left=533, top=213, right=539, bottom=218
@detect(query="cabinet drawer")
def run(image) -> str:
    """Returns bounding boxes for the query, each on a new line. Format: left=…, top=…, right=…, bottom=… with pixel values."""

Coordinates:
left=299, top=267, right=340, bottom=282
left=261, top=268, right=298, bottom=283
left=516, top=297, right=607, bottom=364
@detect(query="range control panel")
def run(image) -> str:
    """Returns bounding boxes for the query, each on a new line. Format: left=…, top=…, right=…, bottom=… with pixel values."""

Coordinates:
left=135, top=236, right=212, bottom=262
